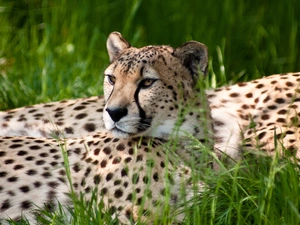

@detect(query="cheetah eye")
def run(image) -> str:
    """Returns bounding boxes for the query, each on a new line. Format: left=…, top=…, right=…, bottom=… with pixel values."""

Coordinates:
left=106, top=75, right=116, bottom=85
left=139, top=78, right=157, bottom=89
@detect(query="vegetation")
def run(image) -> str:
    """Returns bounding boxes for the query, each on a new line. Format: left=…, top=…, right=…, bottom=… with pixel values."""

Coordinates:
left=1, top=0, right=300, bottom=224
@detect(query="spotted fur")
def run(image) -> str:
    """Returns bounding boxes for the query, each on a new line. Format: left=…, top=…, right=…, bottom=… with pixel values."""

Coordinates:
left=0, top=96, right=106, bottom=138
left=0, top=133, right=201, bottom=224
left=1, top=33, right=300, bottom=160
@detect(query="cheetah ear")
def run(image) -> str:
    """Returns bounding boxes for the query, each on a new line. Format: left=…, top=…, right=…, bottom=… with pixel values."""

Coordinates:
left=174, top=41, right=208, bottom=80
left=106, top=32, right=131, bottom=63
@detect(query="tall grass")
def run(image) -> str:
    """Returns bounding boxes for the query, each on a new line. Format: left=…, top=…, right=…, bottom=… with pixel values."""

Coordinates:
left=1, top=0, right=300, bottom=224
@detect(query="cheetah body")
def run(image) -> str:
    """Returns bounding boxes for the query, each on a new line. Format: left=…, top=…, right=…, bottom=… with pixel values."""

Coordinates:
left=0, top=133, right=197, bottom=223
left=2, top=72, right=300, bottom=159
left=1, top=32, right=300, bottom=160
left=1, top=32, right=300, bottom=223
left=207, top=73, right=300, bottom=159
left=0, top=96, right=105, bottom=138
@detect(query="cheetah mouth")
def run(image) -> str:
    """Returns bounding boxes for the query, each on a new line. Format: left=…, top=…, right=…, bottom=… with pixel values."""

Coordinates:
left=111, top=127, right=133, bottom=138
left=110, top=119, right=152, bottom=138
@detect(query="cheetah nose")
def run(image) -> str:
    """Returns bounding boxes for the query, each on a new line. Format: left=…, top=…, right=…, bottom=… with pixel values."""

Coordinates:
left=106, top=107, right=128, bottom=122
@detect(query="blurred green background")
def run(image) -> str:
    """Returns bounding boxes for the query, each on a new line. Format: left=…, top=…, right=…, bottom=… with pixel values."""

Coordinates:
left=0, top=0, right=299, bottom=110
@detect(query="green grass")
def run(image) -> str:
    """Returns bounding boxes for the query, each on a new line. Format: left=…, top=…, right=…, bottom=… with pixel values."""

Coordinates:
left=1, top=0, right=300, bottom=224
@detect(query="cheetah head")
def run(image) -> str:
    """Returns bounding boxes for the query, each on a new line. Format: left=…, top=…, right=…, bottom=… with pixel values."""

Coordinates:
left=103, top=32, right=208, bottom=139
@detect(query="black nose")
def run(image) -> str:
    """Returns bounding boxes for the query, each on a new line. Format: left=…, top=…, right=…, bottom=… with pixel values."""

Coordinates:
left=106, top=107, right=128, bottom=122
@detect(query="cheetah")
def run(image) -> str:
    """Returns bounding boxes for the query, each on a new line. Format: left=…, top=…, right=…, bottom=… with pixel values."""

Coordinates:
left=0, top=133, right=200, bottom=224
left=1, top=31, right=300, bottom=160
left=0, top=96, right=106, bottom=138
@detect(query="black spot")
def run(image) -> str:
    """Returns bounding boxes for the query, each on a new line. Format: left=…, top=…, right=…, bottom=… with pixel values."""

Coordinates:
left=124, top=157, right=132, bottom=163
left=73, top=163, right=81, bottom=172
left=258, top=132, right=266, bottom=140
left=114, top=189, right=123, bottom=198
left=30, top=145, right=41, bottom=150
left=103, top=147, right=111, bottom=155
left=263, top=96, right=270, bottom=103
left=116, top=143, right=125, bottom=151
left=74, top=148, right=81, bottom=154
left=1, top=199, right=10, bottom=210
left=84, top=167, right=91, bottom=176
left=121, top=169, right=128, bottom=177
left=9, top=144, right=22, bottom=149
left=104, top=138, right=112, bottom=143
left=286, top=130, right=294, bottom=135
left=94, top=148, right=100, bottom=155
left=94, top=175, right=101, bottom=184
left=59, top=170, right=66, bottom=176
left=53, top=154, right=60, bottom=160
left=7, top=191, right=15, bottom=196
left=14, top=165, right=24, bottom=170
left=19, top=186, right=30, bottom=193
left=26, top=169, right=37, bottom=175
left=39, top=153, right=48, bottom=157
left=153, top=172, right=159, bottom=181
left=85, top=186, right=91, bottom=193
left=143, top=176, right=149, bottom=184
left=128, top=148, right=134, bottom=155
left=268, top=105, right=277, bottom=110
left=100, top=160, right=107, bottom=168
left=50, top=149, right=58, bottom=153
left=136, top=154, right=143, bottom=162
left=36, top=160, right=45, bottom=165
left=126, top=194, right=132, bottom=201
left=84, top=123, right=96, bottom=132
left=75, top=113, right=87, bottom=119
left=73, top=106, right=86, bottom=110
left=42, top=172, right=52, bottom=178
left=65, top=127, right=74, bottom=134
left=0, top=171, right=7, bottom=177
left=17, top=150, right=27, bottom=156
left=230, top=93, right=239, bottom=97
left=114, top=180, right=122, bottom=185
left=106, top=173, right=113, bottom=181
left=112, top=157, right=121, bottom=164
left=277, top=118, right=286, bottom=123
left=0, top=151, right=6, bottom=157
left=50, top=161, right=58, bottom=167
left=34, top=181, right=42, bottom=188
left=276, top=133, right=286, bottom=139
left=278, top=109, right=287, bottom=115
left=48, top=181, right=59, bottom=188
left=261, top=114, right=270, bottom=120
left=4, top=159, right=14, bottom=164
left=275, top=98, right=285, bottom=104
left=256, top=84, right=264, bottom=88
left=113, top=138, right=120, bottom=142
left=21, top=201, right=32, bottom=210
left=101, top=188, right=107, bottom=195
left=245, top=93, right=253, bottom=98
left=144, top=147, right=150, bottom=152
left=7, top=176, right=18, bottom=182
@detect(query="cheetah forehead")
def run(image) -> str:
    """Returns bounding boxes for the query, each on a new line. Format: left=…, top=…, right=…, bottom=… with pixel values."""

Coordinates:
left=105, top=45, right=176, bottom=77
